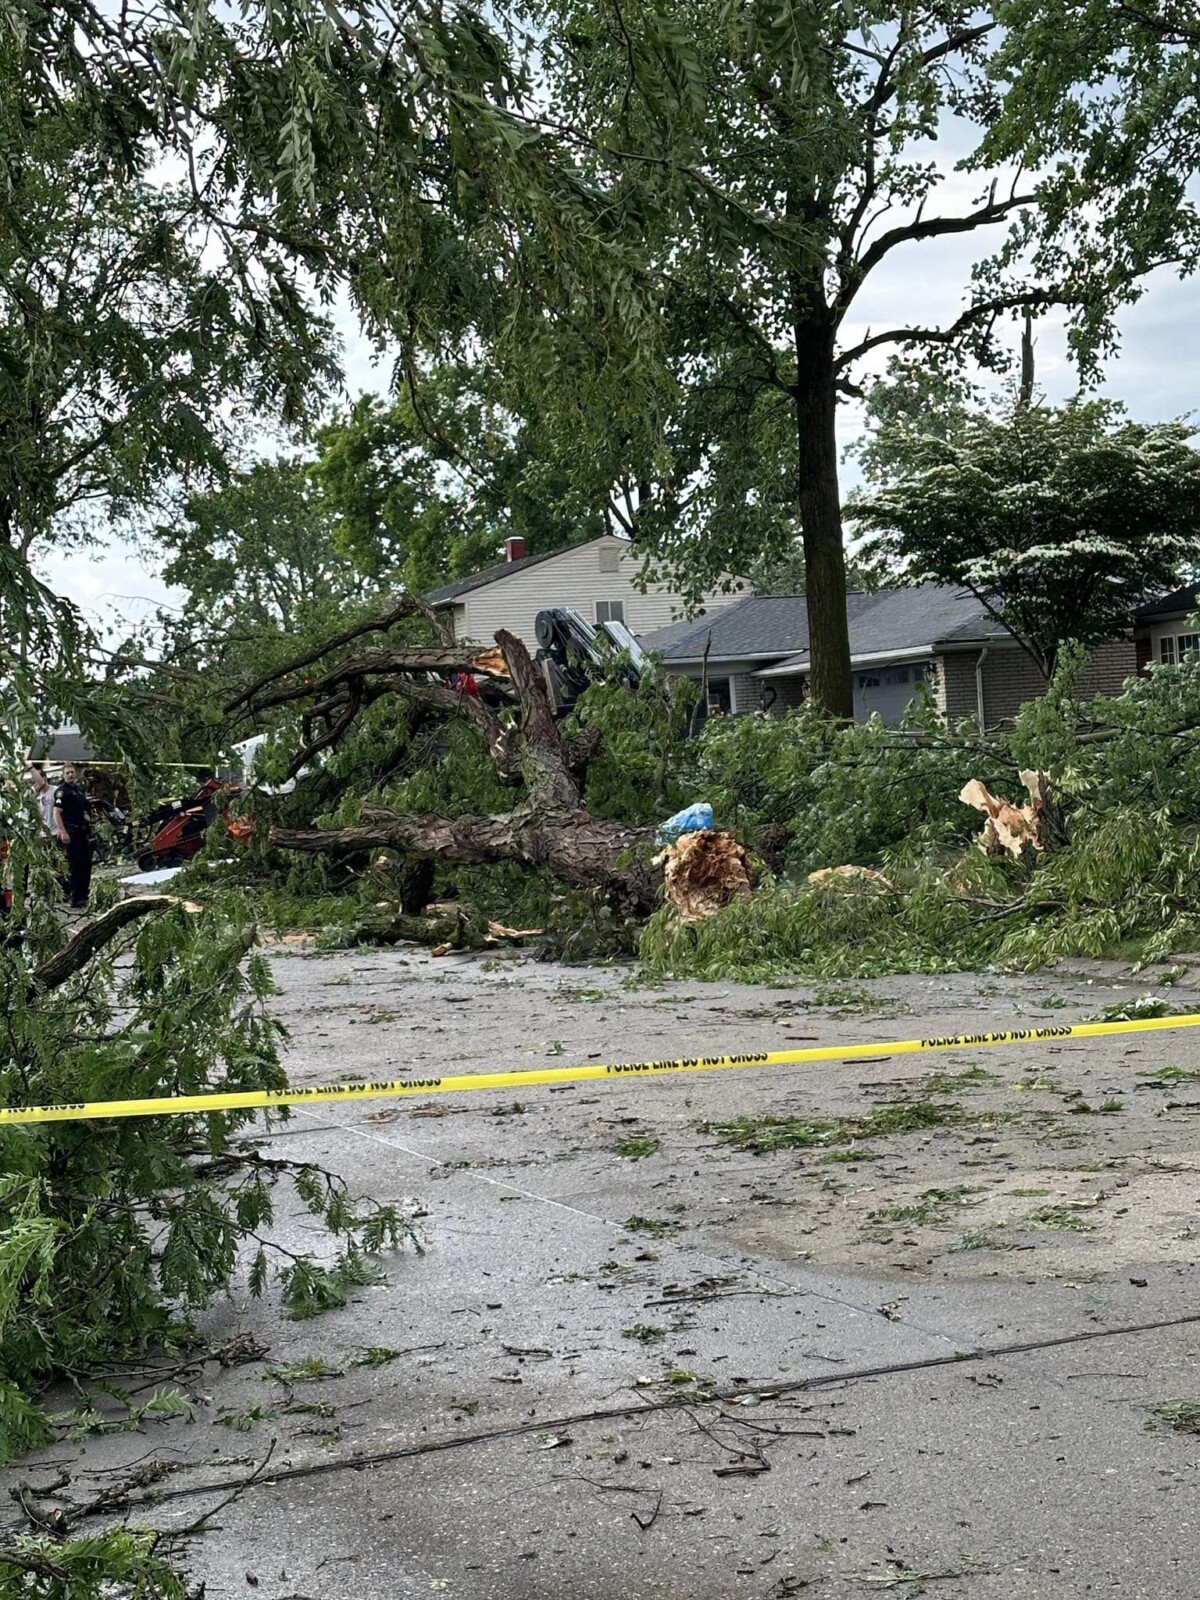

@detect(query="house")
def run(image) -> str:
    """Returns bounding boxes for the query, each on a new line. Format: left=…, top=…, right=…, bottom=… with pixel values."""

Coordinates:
left=642, top=583, right=1136, bottom=728
left=424, top=534, right=746, bottom=647
left=1133, top=584, right=1200, bottom=669
left=27, top=727, right=95, bottom=764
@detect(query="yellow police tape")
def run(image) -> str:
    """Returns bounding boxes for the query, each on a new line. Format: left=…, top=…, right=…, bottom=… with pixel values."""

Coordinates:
left=3, top=1012, right=1200, bottom=1126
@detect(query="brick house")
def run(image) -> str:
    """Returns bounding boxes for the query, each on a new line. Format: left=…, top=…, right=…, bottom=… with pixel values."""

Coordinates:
left=642, top=583, right=1136, bottom=728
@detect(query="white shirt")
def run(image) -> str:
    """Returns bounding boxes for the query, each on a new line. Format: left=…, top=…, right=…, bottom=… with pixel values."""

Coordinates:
left=33, top=785, right=55, bottom=831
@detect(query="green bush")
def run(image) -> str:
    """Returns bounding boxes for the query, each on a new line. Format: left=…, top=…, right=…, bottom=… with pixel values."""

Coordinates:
left=0, top=825, right=412, bottom=1462
left=684, top=694, right=997, bottom=873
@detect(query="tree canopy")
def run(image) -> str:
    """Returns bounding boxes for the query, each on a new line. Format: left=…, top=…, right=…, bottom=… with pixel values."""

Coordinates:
left=986, top=0, right=1200, bottom=356
left=0, top=111, right=337, bottom=559
left=312, top=370, right=609, bottom=594
left=852, top=401, right=1200, bottom=675
left=507, top=0, right=1180, bottom=712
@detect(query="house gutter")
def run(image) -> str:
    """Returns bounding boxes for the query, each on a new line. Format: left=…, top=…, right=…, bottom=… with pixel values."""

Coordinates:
left=975, top=646, right=989, bottom=730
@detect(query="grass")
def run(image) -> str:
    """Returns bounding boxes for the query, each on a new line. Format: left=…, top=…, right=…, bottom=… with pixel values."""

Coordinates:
left=1092, top=994, right=1191, bottom=1023
left=924, top=1065, right=1000, bottom=1095
left=865, top=1186, right=985, bottom=1229
left=623, top=1214, right=681, bottom=1237
left=810, top=983, right=874, bottom=1011
left=216, top=1405, right=278, bottom=1432
left=704, top=1099, right=971, bottom=1155
left=1138, top=1065, right=1200, bottom=1084
left=1147, top=1401, right=1200, bottom=1433
left=622, top=1325, right=667, bottom=1344
left=613, top=1135, right=661, bottom=1159
left=263, top=1355, right=342, bottom=1384
left=1024, top=1203, right=1098, bottom=1232
left=953, top=1228, right=1010, bottom=1251
left=351, top=1346, right=407, bottom=1367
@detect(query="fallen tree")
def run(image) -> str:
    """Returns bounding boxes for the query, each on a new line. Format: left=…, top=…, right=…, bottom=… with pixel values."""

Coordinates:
left=267, top=628, right=664, bottom=915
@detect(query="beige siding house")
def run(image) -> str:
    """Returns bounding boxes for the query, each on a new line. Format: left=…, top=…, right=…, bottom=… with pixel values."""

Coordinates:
left=425, top=535, right=746, bottom=647
left=1133, top=584, right=1200, bottom=673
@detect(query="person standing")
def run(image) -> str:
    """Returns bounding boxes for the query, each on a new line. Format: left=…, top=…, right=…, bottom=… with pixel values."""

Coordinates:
left=26, top=765, right=56, bottom=832
left=52, top=763, right=93, bottom=909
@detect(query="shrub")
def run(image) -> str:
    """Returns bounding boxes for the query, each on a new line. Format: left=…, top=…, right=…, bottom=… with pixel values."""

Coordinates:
left=0, top=818, right=412, bottom=1462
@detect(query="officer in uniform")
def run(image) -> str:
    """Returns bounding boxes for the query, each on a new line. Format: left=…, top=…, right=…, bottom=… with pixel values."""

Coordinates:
left=52, top=763, right=93, bottom=909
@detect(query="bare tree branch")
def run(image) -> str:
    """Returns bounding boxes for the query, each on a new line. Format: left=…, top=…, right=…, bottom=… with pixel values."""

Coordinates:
left=225, top=594, right=454, bottom=715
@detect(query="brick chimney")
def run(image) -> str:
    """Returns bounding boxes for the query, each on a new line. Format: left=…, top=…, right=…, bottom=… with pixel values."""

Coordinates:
left=504, top=536, right=526, bottom=563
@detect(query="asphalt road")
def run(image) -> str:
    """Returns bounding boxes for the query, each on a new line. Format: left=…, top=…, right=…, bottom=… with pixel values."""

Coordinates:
left=11, top=947, right=1200, bottom=1598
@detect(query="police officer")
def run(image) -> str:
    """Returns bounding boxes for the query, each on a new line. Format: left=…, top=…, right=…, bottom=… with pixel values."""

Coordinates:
left=52, top=763, right=93, bottom=909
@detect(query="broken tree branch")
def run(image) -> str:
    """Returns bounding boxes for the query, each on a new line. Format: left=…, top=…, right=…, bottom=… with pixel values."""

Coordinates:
left=29, top=896, right=179, bottom=993
left=269, top=811, right=661, bottom=914
left=225, top=593, right=454, bottom=714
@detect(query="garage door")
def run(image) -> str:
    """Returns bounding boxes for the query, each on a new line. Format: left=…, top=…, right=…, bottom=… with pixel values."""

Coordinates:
left=853, top=663, right=928, bottom=725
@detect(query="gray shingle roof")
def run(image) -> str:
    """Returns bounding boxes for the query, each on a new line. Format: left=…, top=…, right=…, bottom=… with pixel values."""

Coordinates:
left=1134, top=584, right=1200, bottom=622
left=639, top=596, right=812, bottom=662
left=642, top=583, right=1006, bottom=666
left=27, top=728, right=94, bottom=763
left=424, top=539, right=595, bottom=604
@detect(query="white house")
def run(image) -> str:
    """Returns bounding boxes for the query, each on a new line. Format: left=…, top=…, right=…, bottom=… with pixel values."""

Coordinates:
left=424, top=534, right=746, bottom=648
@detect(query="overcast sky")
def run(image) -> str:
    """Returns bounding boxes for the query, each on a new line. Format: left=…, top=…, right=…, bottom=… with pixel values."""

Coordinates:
left=39, top=242, right=1200, bottom=639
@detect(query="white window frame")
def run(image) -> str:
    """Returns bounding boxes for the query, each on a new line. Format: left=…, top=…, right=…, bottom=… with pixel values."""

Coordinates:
left=1160, top=634, right=1199, bottom=665
left=595, top=599, right=626, bottom=625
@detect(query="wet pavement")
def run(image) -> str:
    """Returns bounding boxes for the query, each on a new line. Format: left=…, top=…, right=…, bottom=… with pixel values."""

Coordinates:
left=9, top=947, right=1200, bottom=1598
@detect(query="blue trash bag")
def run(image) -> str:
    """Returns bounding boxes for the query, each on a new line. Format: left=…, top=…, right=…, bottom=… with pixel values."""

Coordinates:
left=656, top=802, right=714, bottom=843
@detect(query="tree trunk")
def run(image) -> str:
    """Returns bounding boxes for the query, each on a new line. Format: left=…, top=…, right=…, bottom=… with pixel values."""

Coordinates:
left=793, top=329, right=853, bottom=719
left=271, top=812, right=662, bottom=916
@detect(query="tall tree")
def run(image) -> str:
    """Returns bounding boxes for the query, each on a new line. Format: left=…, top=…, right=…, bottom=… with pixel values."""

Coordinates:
left=312, top=370, right=609, bottom=595
left=522, top=0, right=1167, bottom=714
left=0, top=112, right=336, bottom=560
left=157, top=458, right=362, bottom=640
left=849, top=356, right=985, bottom=489
left=852, top=401, right=1200, bottom=676
left=987, top=0, right=1200, bottom=331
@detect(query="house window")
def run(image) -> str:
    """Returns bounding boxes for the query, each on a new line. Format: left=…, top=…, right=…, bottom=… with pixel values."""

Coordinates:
left=598, top=545, right=620, bottom=573
left=706, top=677, right=732, bottom=715
left=1181, top=634, right=1200, bottom=657
left=596, top=600, right=626, bottom=625
left=1161, top=636, right=1176, bottom=665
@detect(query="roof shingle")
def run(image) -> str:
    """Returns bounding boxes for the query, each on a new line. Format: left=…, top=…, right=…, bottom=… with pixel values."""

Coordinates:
left=424, top=542, right=585, bottom=604
left=641, top=582, right=1004, bottom=665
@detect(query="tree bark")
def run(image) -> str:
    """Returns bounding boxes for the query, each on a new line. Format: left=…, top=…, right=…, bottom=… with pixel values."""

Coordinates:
left=271, top=812, right=662, bottom=916
left=28, top=895, right=177, bottom=993
left=793, top=323, right=853, bottom=718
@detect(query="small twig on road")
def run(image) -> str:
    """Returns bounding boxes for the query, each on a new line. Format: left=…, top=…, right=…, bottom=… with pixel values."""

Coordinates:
left=631, top=1490, right=663, bottom=1530
left=166, top=1440, right=278, bottom=1542
left=853, top=1567, right=996, bottom=1587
